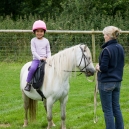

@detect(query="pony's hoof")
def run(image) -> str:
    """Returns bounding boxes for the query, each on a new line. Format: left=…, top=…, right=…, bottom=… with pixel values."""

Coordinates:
left=23, top=120, right=28, bottom=127
left=52, top=120, right=56, bottom=127
left=47, top=122, right=56, bottom=129
left=52, top=123, right=56, bottom=127
left=23, top=124, right=27, bottom=127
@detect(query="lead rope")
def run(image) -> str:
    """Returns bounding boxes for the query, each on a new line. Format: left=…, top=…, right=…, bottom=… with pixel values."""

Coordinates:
left=85, top=73, right=95, bottom=82
left=93, top=71, right=98, bottom=123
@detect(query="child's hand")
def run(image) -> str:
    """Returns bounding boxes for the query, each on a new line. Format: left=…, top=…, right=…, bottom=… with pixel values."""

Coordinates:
left=41, top=57, right=46, bottom=61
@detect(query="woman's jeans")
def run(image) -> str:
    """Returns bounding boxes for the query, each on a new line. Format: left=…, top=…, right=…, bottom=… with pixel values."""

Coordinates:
left=98, top=81, right=124, bottom=129
left=26, top=60, right=40, bottom=83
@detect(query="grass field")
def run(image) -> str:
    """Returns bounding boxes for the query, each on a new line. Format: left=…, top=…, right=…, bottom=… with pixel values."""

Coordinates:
left=0, top=62, right=129, bottom=129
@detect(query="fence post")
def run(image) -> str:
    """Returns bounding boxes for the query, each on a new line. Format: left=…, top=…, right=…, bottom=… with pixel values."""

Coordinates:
left=92, top=29, right=96, bottom=62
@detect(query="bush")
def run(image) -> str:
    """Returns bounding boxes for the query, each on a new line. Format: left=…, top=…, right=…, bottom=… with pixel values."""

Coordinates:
left=0, top=12, right=129, bottom=63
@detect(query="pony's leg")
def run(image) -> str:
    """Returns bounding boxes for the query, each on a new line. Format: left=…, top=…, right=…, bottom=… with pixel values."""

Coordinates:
left=46, top=98, right=55, bottom=129
left=43, top=98, right=47, bottom=112
left=22, top=91, right=29, bottom=127
left=43, top=98, right=55, bottom=128
left=60, top=95, right=68, bottom=129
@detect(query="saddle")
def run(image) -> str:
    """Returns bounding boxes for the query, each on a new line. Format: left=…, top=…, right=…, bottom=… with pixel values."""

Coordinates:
left=29, top=61, right=46, bottom=100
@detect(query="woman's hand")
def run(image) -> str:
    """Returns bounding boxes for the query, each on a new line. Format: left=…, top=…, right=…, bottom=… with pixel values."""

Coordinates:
left=95, top=64, right=101, bottom=72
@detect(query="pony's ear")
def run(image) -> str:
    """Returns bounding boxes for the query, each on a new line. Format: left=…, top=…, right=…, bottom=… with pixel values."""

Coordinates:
left=84, top=44, right=87, bottom=51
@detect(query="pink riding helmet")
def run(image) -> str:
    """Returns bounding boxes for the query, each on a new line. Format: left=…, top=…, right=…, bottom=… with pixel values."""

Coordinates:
left=32, top=20, right=47, bottom=31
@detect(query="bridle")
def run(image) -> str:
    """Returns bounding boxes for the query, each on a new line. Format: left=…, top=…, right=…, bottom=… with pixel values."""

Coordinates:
left=46, top=45, right=92, bottom=75
left=78, top=46, right=91, bottom=73
left=63, top=45, right=91, bottom=75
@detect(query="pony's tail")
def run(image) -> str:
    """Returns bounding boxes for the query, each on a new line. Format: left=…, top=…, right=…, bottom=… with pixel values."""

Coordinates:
left=29, top=98, right=38, bottom=121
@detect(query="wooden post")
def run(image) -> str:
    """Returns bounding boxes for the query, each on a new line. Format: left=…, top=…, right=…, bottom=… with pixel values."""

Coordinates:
left=92, top=29, right=96, bottom=62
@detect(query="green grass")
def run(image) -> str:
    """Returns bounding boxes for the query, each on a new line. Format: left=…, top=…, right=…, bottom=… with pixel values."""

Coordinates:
left=0, top=62, right=129, bottom=129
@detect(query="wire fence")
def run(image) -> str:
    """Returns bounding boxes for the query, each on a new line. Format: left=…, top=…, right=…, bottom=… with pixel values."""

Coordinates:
left=0, top=30, right=129, bottom=63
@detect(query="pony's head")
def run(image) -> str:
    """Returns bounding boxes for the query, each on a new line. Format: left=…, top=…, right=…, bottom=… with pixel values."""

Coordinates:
left=46, top=44, right=95, bottom=78
left=75, top=44, right=95, bottom=76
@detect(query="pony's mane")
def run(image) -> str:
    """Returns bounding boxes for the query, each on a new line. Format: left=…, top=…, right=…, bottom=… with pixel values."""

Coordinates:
left=46, top=45, right=78, bottom=77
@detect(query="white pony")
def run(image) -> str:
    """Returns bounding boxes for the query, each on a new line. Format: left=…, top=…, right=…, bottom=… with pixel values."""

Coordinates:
left=20, top=44, right=95, bottom=129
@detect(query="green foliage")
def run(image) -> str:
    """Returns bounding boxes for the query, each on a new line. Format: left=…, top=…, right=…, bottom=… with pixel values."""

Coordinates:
left=0, top=1, right=129, bottom=62
left=0, top=0, right=65, bottom=20
left=0, top=11, right=129, bottom=62
left=0, top=0, right=129, bottom=21
left=0, top=0, right=22, bottom=20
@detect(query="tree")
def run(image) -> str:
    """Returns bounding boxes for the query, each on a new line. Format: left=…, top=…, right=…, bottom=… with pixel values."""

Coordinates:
left=0, top=0, right=23, bottom=19
left=94, top=0, right=129, bottom=17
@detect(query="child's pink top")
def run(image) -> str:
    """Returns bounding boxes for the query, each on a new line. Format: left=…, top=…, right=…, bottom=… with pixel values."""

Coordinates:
left=31, top=37, right=51, bottom=60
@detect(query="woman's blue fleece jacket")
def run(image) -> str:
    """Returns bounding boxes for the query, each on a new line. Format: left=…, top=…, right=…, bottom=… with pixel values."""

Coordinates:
left=97, top=39, right=124, bottom=83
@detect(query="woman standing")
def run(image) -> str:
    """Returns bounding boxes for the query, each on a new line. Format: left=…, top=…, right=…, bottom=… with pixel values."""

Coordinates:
left=96, top=26, right=124, bottom=129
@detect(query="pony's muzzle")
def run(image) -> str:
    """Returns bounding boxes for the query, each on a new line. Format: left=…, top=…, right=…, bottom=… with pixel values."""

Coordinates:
left=85, top=69, right=96, bottom=76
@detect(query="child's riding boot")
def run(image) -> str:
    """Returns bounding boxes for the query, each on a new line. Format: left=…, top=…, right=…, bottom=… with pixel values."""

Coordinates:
left=24, top=83, right=31, bottom=91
